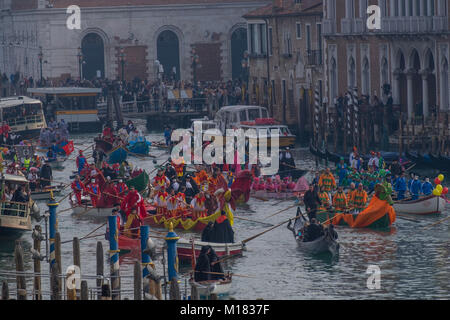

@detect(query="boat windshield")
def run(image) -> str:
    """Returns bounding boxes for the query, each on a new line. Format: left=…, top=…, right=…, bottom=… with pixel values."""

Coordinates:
left=239, top=110, right=247, bottom=122
left=55, top=95, right=97, bottom=110
left=261, top=108, right=269, bottom=118
left=248, top=108, right=261, bottom=121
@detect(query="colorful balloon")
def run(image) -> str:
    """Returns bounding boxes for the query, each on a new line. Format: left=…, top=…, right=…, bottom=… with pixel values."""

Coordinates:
left=436, top=184, right=443, bottom=192
left=434, top=178, right=441, bottom=185
left=438, top=174, right=444, bottom=182
left=442, top=187, right=449, bottom=195
left=433, top=189, right=441, bottom=196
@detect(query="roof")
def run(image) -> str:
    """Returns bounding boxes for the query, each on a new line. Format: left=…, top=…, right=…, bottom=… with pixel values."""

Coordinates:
left=0, top=96, right=42, bottom=109
left=27, top=87, right=102, bottom=96
left=1, top=173, right=28, bottom=183
left=244, top=0, right=322, bottom=19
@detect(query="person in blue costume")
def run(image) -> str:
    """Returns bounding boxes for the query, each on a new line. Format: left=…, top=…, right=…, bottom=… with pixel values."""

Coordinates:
left=410, top=175, right=422, bottom=200
left=335, top=157, right=348, bottom=187
left=421, top=177, right=433, bottom=196
left=407, top=172, right=415, bottom=194
left=394, top=173, right=407, bottom=200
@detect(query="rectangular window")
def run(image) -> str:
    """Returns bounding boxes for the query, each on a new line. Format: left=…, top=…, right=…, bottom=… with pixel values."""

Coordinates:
left=282, top=80, right=287, bottom=106
left=260, top=24, right=267, bottom=55
left=271, top=80, right=276, bottom=105
left=268, top=27, right=273, bottom=56
left=248, top=24, right=254, bottom=53
left=306, top=24, right=311, bottom=52
left=296, top=22, right=302, bottom=39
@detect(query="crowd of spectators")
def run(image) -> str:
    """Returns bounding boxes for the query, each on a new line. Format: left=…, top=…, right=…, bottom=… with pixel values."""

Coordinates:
left=0, top=71, right=250, bottom=113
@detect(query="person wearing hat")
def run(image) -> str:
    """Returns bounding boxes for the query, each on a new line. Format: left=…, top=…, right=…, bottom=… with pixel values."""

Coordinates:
left=333, top=186, right=348, bottom=212
left=121, top=185, right=147, bottom=220
left=153, top=185, right=169, bottom=218
left=349, top=147, right=359, bottom=169
left=86, top=178, right=100, bottom=207
left=190, top=191, right=207, bottom=220
left=410, top=175, right=422, bottom=200
left=39, top=160, right=53, bottom=188
left=112, top=207, right=123, bottom=229
left=352, top=184, right=368, bottom=213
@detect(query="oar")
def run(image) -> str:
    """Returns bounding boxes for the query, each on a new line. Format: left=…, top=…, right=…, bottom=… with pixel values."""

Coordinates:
left=252, top=195, right=268, bottom=202
left=395, top=214, right=421, bottom=223
left=191, top=270, right=256, bottom=279
left=423, top=215, right=450, bottom=230
left=405, top=163, right=417, bottom=172
left=80, top=222, right=107, bottom=240
left=233, top=216, right=273, bottom=227
left=264, top=204, right=297, bottom=219
left=241, top=217, right=296, bottom=244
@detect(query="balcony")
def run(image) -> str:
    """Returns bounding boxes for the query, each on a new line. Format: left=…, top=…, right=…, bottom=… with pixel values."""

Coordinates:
left=305, top=50, right=322, bottom=66
left=381, top=16, right=445, bottom=34
left=341, top=18, right=353, bottom=34
left=323, top=19, right=336, bottom=35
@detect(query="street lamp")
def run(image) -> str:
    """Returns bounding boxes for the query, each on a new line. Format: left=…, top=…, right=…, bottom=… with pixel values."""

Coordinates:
left=38, top=46, right=43, bottom=83
left=191, top=48, right=199, bottom=84
left=119, top=47, right=126, bottom=81
left=77, top=47, right=83, bottom=80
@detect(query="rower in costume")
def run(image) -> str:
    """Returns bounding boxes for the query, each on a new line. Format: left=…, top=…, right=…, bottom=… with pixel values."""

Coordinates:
left=71, top=175, right=86, bottom=205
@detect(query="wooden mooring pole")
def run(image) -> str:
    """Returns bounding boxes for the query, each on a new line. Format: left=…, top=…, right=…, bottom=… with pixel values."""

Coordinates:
left=2, top=281, right=9, bottom=300
left=96, top=241, right=104, bottom=300
left=15, top=241, right=26, bottom=300
left=33, top=225, right=42, bottom=300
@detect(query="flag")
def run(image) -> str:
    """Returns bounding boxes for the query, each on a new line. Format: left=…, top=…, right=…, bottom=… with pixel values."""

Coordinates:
left=63, top=141, right=74, bottom=156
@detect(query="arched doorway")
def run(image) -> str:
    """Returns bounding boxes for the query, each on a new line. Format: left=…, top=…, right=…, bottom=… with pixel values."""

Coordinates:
left=362, top=57, right=370, bottom=95
left=348, top=57, right=356, bottom=89
left=231, top=27, right=247, bottom=80
left=424, top=50, right=436, bottom=112
left=81, top=33, right=105, bottom=80
left=157, top=30, right=180, bottom=81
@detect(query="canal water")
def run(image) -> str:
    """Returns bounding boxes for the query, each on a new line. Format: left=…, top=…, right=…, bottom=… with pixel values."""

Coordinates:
left=0, top=122, right=449, bottom=300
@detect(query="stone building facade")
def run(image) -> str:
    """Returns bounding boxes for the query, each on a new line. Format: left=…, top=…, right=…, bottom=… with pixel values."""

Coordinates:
left=0, top=0, right=269, bottom=82
left=244, top=0, right=323, bottom=137
left=323, top=0, right=450, bottom=121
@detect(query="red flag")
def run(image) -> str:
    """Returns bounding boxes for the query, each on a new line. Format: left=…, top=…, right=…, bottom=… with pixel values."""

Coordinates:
left=63, top=141, right=74, bottom=155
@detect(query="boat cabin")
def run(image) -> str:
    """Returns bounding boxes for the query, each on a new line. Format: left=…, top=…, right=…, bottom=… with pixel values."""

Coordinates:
left=0, top=96, right=47, bottom=139
left=0, top=173, right=32, bottom=233
left=27, top=87, right=102, bottom=133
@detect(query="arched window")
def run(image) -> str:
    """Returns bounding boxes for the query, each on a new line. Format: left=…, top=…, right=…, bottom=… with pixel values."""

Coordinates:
left=348, top=57, right=356, bottom=89
left=381, top=57, right=389, bottom=86
left=362, top=57, right=370, bottom=95
left=330, top=57, right=338, bottom=101
left=441, top=58, right=449, bottom=110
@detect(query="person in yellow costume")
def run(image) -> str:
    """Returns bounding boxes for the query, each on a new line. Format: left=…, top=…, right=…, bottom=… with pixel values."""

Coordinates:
left=346, top=183, right=356, bottom=207
left=332, top=186, right=348, bottom=212
left=352, top=184, right=368, bottom=213
left=318, top=186, right=331, bottom=212
left=319, top=168, right=337, bottom=195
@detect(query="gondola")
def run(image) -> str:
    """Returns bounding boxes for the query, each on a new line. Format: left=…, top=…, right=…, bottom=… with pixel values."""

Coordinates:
left=326, top=149, right=343, bottom=164
left=177, top=238, right=245, bottom=261
left=309, top=143, right=327, bottom=160
left=127, top=140, right=151, bottom=156
left=291, top=215, right=339, bottom=256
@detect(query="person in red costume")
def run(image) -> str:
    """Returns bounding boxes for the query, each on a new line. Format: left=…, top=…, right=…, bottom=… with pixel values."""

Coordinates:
left=71, top=175, right=86, bottom=205
left=124, top=208, right=142, bottom=239
left=1, top=121, right=11, bottom=140
left=98, top=178, right=120, bottom=208
left=121, top=185, right=147, bottom=220
left=152, top=168, right=170, bottom=191
left=102, top=125, right=113, bottom=142
left=115, top=179, right=128, bottom=198
left=86, top=178, right=100, bottom=207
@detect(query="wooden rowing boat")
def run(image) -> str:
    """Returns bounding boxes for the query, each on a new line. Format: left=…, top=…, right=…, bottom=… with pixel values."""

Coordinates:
left=190, top=276, right=232, bottom=297
left=393, top=195, right=446, bottom=215
left=177, top=238, right=244, bottom=261
left=143, top=214, right=209, bottom=232
left=107, top=146, right=128, bottom=165
left=94, top=137, right=113, bottom=153
left=125, top=170, right=149, bottom=193
left=127, top=140, right=151, bottom=155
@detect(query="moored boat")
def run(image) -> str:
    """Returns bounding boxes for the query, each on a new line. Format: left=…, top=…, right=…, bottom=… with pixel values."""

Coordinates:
left=393, top=195, right=446, bottom=215
left=177, top=238, right=245, bottom=261
left=190, top=276, right=232, bottom=297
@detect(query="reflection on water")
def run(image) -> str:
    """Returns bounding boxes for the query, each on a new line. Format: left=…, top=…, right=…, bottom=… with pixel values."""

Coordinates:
left=0, top=125, right=449, bottom=299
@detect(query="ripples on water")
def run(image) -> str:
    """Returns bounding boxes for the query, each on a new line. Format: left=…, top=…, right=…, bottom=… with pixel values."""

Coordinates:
left=0, top=123, right=449, bottom=300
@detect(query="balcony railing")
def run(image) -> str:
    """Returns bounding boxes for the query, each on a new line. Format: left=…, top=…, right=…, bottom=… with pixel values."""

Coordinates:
left=305, top=50, right=323, bottom=66
left=7, top=114, right=44, bottom=127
